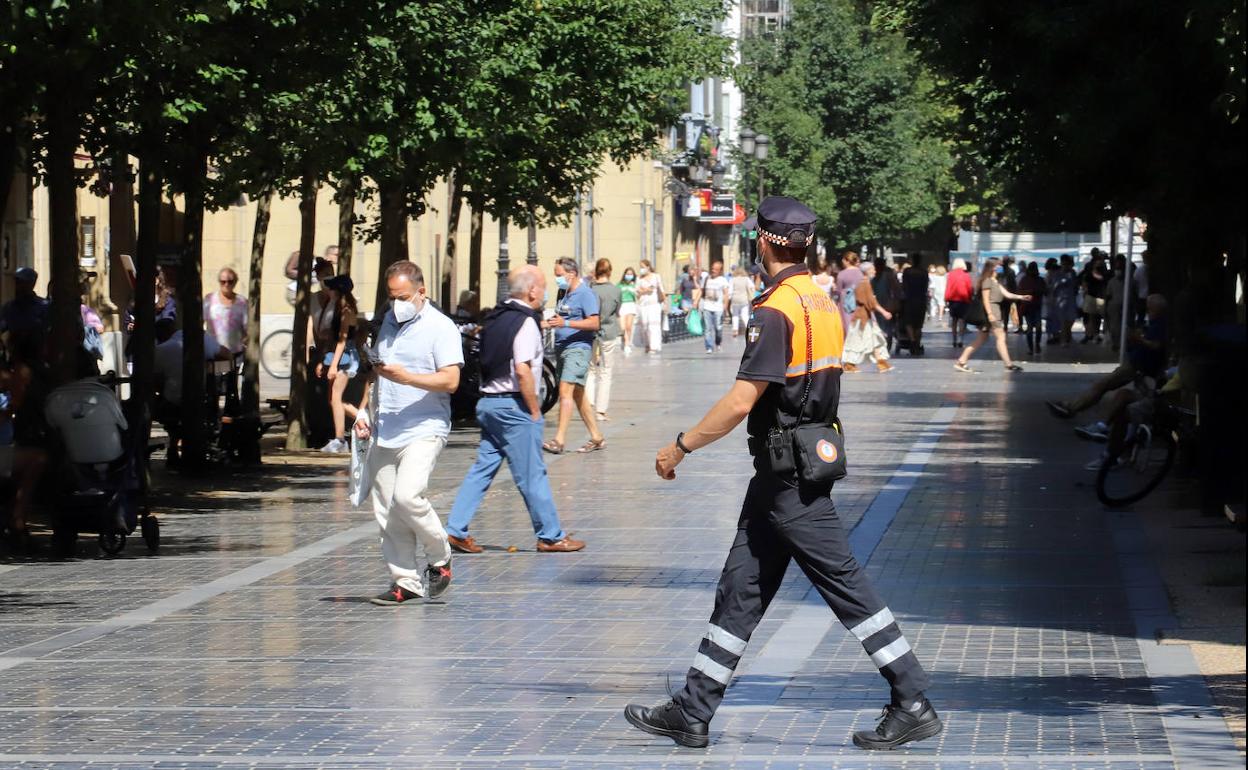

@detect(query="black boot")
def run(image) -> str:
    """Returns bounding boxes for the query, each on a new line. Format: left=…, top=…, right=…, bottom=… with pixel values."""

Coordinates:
left=623, top=699, right=709, bottom=748
left=852, top=698, right=943, bottom=750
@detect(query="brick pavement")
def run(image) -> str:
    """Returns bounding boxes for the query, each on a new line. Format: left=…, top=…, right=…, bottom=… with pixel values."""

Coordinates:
left=0, top=326, right=1241, bottom=768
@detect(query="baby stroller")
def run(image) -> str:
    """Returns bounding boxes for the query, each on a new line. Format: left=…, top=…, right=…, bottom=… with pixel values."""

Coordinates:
left=44, top=379, right=157, bottom=557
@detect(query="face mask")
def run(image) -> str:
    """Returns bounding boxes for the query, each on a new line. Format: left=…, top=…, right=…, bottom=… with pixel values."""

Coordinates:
left=639, top=267, right=650, bottom=276
left=392, top=298, right=418, bottom=323
left=555, top=275, right=569, bottom=290
left=623, top=275, right=634, bottom=283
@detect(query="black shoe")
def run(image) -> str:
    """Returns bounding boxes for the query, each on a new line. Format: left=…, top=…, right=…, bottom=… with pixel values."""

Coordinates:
left=852, top=700, right=943, bottom=750
left=370, top=584, right=423, bottom=606
left=624, top=699, right=709, bottom=748
left=424, top=560, right=452, bottom=599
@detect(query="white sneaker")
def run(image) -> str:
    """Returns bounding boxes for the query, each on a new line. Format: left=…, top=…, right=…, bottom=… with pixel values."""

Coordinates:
left=320, top=438, right=346, bottom=453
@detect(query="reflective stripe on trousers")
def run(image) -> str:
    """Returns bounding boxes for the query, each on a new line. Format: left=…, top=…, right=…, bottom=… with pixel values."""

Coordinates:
left=673, top=471, right=930, bottom=723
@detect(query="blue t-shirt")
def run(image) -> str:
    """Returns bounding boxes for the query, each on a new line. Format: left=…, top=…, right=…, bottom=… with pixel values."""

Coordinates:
left=554, top=282, right=599, bottom=350
left=1128, top=317, right=1167, bottom=377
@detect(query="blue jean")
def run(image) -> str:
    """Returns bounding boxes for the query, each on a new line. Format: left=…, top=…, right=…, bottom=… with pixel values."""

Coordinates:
left=446, top=397, right=566, bottom=542
left=702, top=309, right=723, bottom=350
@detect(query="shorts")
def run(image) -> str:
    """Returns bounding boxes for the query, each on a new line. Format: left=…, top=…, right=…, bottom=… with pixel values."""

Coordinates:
left=619, top=301, right=638, bottom=318
left=322, top=344, right=360, bottom=378
left=947, top=301, right=969, bottom=319
left=556, top=346, right=592, bottom=386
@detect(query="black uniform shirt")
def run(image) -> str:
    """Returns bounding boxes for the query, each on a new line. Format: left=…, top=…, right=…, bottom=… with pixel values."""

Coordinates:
left=737, top=265, right=845, bottom=438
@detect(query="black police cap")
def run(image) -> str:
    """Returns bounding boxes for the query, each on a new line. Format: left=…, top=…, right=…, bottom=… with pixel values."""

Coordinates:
left=756, top=196, right=816, bottom=248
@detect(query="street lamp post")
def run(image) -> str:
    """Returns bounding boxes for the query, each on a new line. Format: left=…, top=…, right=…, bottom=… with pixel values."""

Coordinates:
left=755, top=133, right=770, bottom=203
left=738, top=128, right=771, bottom=208
left=496, top=215, right=510, bottom=306
left=711, top=161, right=726, bottom=190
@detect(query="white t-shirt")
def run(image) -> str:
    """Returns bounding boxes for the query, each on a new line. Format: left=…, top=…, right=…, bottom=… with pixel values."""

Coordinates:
left=374, top=301, right=465, bottom=448
left=482, top=301, right=543, bottom=394
left=700, top=275, right=730, bottom=313
left=154, top=330, right=221, bottom=406
left=637, top=274, right=664, bottom=307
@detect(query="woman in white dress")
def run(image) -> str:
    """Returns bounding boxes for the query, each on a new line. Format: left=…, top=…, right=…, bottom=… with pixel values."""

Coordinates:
left=635, top=260, right=665, bottom=354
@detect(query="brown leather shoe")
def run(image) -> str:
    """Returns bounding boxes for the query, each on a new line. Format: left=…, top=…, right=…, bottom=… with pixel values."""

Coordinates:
left=536, top=536, right=585, bottom=553
left=447, top=535, right=483, bottom=554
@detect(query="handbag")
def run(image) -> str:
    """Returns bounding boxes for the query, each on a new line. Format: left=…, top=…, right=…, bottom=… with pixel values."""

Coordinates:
left=769, top=285, right=848, bottom=485
left=964, top=296, right=989, bottom=327
left=685, top=309, right=704, bottom=336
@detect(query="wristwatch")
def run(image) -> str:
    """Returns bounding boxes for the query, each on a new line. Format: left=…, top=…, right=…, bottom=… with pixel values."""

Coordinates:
left=676, top=432, right=693, bottom=455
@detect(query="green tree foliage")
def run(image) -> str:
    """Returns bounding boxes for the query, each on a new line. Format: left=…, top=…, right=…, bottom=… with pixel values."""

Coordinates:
left=456, top=0, right=729, bottom=224
left=738, top=0, right=954, bottom=250
left=877, top=0, right=1246, bottom=270
left=2, top=0, right=730, bottom=460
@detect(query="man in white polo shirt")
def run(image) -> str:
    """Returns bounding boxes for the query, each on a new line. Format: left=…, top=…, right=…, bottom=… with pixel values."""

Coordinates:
left=355, top=261, right=464, bottom=606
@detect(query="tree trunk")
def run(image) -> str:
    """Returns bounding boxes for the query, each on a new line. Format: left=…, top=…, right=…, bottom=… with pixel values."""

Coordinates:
left=0, top=125, right=19, bottom=252
left=527, top=209, right=538, bottom=266
left=442, top=170, right=462, bottom=308
left=177, top=149, right=209, bottom=470
left=242, top=189, right=273, bottom=417
left=107, top=151, right=137, bottom=322
left=131, top=155, right=162, bottom=424
left=374, top=178, right=408, bottom=312
left=45, top=113, right=81, bottom=386
left=468, top=195, right=483, bottom=296
left=130, top=154, right=161, bottom=472
left=336, top=175, right=355, bottom=276
left=286, top=173, right=318, bottom=449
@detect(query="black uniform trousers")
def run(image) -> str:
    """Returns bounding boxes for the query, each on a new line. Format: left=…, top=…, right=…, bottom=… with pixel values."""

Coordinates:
left=674, top=469, right=930, bottom=723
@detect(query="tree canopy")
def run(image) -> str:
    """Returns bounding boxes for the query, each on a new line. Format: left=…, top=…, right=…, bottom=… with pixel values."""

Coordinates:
left=737, top=0, right=955, bottom=250
left=876, top=0, right=1246, bottom=256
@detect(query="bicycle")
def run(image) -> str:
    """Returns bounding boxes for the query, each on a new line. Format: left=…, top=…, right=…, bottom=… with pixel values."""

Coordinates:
left=1096, top=392, right=1196, bottom=507
left=260, top=328, right=293, bottom=379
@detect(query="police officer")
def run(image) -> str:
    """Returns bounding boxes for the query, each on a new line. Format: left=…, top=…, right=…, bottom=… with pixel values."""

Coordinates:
left=624, top=197, right=941, bottom=751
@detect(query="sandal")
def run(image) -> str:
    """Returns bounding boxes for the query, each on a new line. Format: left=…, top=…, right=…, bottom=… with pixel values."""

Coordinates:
left=542, top=440, right=565, bottom=455
left=576, top=438, right=606, bottom=453
left=1005, top=364, right=1024, bottom=372
left=953, top=362, right=975, bottom=373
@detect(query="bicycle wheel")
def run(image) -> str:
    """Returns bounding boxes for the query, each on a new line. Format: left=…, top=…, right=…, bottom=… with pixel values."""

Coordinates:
left=540, top=358, right=559, bottom=414
left=1096, top=429, right=1176, bottom=507
left=260, top=329, right=294, bottom=379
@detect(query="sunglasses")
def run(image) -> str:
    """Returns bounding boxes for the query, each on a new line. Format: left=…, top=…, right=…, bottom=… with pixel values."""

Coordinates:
left=220, top=278, right=237, bottom=285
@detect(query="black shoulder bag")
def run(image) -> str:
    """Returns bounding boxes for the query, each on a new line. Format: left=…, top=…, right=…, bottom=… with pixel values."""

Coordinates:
left=764, top=286, right=848, bottom=485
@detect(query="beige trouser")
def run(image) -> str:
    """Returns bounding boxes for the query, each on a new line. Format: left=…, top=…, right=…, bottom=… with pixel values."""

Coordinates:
left=369, top=436, right=451, bottom=594
left=586, top=337, right=619, bottom=414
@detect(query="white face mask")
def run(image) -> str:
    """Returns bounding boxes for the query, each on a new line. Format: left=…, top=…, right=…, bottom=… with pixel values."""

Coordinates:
left=639, top=267, right=650, bottom=276
left=392, top=298, right=419, bottom=323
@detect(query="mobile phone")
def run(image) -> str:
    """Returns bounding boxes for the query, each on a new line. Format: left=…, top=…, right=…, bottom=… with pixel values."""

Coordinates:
left=361, top=343, right=383, bottom=367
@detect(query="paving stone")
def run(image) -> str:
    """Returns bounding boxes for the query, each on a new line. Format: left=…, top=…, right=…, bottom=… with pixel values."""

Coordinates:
left=0, top=333, right=1238, bottom=767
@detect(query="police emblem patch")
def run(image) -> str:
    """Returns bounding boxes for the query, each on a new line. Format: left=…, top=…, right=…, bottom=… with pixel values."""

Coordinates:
left=816, top=439, right=838, bottom=463
left=747, top=324, right=762, bottom=344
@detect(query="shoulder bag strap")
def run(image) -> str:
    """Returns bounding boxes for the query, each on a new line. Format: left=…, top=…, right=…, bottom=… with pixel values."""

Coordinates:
left=775, top=282, right=813, bottom=430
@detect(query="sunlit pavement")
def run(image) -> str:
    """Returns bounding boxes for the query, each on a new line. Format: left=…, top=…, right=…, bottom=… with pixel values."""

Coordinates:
left=1, top=327, right=1241, bottom=768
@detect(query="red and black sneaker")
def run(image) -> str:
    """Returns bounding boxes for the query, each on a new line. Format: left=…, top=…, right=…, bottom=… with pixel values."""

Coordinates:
left=370, top=584, right=422, bottom=606
left=424, top=560, right=452, bottom=599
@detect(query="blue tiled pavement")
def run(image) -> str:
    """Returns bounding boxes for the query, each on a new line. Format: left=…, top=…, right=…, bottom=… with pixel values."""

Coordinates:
left=0, top=327, right=1240, bottom=768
